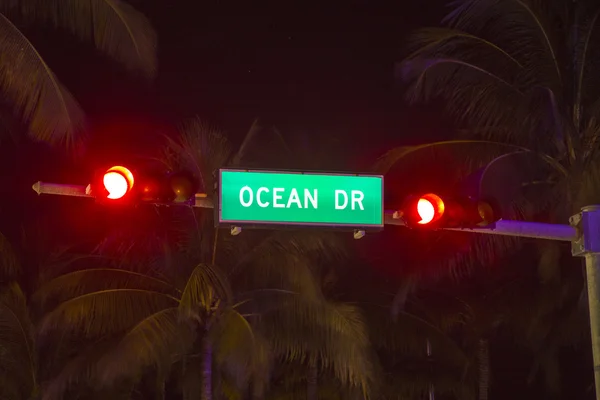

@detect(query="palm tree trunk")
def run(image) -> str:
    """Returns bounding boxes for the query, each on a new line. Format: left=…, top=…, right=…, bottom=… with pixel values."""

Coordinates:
left=427, top=339, right=434, bottom=400
left=477, top=339, right=490, bottom=400
left=251, top=382, right=264, bottom=400
left=307, top=362, right=318, bottom=400
left=201, top=335, right=213, bottom=400
left=156, top=379, right=165, bottom=400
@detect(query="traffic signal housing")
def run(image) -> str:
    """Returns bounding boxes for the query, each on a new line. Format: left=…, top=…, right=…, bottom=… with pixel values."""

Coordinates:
left=168, top=170, right=199, bottom=204
left=399, top=193, right=500, bottom=229
left=87, top=165, right=200, bottom=206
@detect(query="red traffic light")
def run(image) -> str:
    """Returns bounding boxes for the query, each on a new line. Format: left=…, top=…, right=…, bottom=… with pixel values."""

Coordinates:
left=416, top=194, right=445, bottom=225
left=89, top=165, right=200, bottom=206
left=401, top=193, right=445, bottom=227
left=400, top=193, right=499, bottom=229
left=102, top=166, right=135, bottom=200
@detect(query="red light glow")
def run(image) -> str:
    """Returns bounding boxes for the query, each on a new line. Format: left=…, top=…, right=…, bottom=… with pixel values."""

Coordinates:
left=103, top=166, right=134, bottom=199
left=416, top=193, right=445, bottom=225
left=417, top=198, right=435, bottom=224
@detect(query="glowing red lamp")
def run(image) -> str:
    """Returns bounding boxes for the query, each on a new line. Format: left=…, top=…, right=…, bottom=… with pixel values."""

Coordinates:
left=102, top=166, right=135, bottom=200
left=416, top=194, right=445, bottom=225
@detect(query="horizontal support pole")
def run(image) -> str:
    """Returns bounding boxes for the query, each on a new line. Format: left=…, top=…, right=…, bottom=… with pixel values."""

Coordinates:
left=32, top=181, right=215, bottom=208
left=32, top=182, right=92, bottom=198
left=32, top=181, right=578, bottom=242
left=383, top=211, right=577, bottom=242
left=193, top=194, right=214, bottom=208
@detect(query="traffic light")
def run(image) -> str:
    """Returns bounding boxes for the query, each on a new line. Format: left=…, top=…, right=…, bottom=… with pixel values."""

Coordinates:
left=398, top=193, right=500, bottom=229
left=87, top=165, right=200, bottom=206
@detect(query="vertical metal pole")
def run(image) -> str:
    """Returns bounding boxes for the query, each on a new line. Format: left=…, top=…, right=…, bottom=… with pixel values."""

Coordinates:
left=427, top=339, right=434, bottom=400
left=586, top=253, right=600, bottom=400
left=571, top=206, right=600, bottom=400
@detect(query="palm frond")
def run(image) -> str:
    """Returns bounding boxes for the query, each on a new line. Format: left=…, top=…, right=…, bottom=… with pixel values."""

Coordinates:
left=369, top=307, right=469, bottom=371
left=211, top=307, right=271, bottom=392
left=390, top=275, right=418, bottom=320
left=178, top=264, right=232, bottom=322
left=266, top=379, right=346, bottom=400
left=0, top=375, right=24, bottom=400
left=536, top=241, right=563, bottom=284
left=230, top=118, right=263, bottom=166
left=576, top=144, right=600, bottom=208
left=225, top=230, right=347, bottom=297
left=0, top=282, right=37, bottom=399
left=163, top=117, right=232, bottom=193
left=397, top=56, right=531, bottom=142
left=166, top=206, right=215, bottom=266
left=372, top=140, right=567, bottom=177
left=404, top=27, right=523, bottom=68
left=377, top=361, right=475, bottom=400
left=408, top=289, right=473, bottom=334
left=32, top=268, right=179, bottom=307
left=403, top=57, right=521, bottom=93
left=212, top=307, right=255, bottom=365
left=39, top=288, right=178, bottom=338
left=0, top=12, right=85, bottom=146
left=40, top=337, right=123, bottom=400
left=494, top=259, right=585, bottom=350
left=442, top=0, right=563, bottom=87
left=543, top=87, right=574, bottom=160
left=576, top=5, right=600, bottom=126
left=398, top=0, right=574, bottom=149
left=97, top=307, right=196, bottom=386
left=264, top=297, right=375, bottom=395
left=574, top=11, right=600, bottom=130
left=35, top=253, right=105, bottom=284
left=522, top=286, right=585, bottom=394
left=227, top=239, right=322, bottom=301
left=0, top=231, right=20, bottom=280
left=6, top=0, right=157, bottom=78
left=213, top=373, right=244, bottom=400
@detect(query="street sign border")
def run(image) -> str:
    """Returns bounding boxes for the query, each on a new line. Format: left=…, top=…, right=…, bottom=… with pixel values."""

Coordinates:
left=217, top=168, right=385, bottom=230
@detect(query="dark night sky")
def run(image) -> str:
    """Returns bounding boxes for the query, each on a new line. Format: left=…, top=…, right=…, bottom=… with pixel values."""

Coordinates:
left=38, top=0, right=452, bottom=166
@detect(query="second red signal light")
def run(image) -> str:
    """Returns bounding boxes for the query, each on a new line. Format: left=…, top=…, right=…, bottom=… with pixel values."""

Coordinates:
left=415, top=193, right=445, bottom=225
left=400, top=193, right=500, bottom=229
left=86, top=165, right=136, bottom=203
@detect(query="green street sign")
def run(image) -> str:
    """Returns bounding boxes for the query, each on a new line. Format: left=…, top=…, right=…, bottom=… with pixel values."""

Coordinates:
left=218, top=169, right=384, bottom=228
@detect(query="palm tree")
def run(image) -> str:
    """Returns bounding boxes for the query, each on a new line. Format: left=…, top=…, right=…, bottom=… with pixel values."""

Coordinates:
left=375, top=0, right=600, bottom=395
left=0, top=281, right=36, bottom=399
left=365, top=301, right=475, bottom=400
left=395, top=0, right=600, bottom=216
left=164, top=120, right=380, bottom=399
left=258, top=267, right=376, bottom=400
left=35, top=119, right=375, bottom=400
left=0, top=226, right=104, bottom=400
left=0, top=0, right=157, bottom=148
left=30, top=221, right=272, bottom=400
left=0, top=227, right=61, bottom=400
